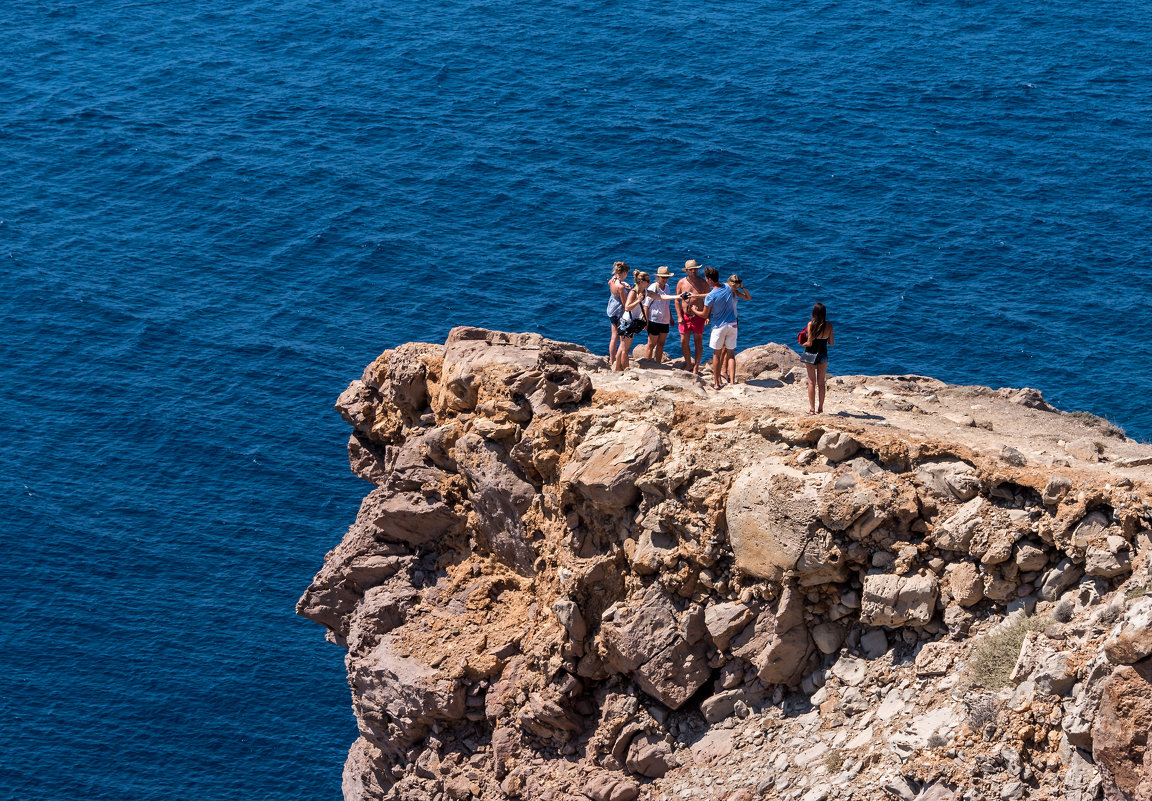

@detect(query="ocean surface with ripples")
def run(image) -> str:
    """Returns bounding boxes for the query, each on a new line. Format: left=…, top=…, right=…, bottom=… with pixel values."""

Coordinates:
left=3, top=1, right=1151, bottom=798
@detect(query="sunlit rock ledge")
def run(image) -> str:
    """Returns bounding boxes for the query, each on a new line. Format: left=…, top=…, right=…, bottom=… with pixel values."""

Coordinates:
left=299, top=326, right=1152, bottom=801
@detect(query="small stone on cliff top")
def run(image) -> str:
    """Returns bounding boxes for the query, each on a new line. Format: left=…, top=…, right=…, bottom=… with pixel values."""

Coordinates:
left=816, top=430, right=860, bottom=462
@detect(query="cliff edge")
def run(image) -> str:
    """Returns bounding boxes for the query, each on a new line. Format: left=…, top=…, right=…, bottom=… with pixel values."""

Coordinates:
left=299, top=327, right=1152, bottom=801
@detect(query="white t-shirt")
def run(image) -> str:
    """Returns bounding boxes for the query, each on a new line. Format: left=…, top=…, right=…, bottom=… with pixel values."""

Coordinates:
left=645, top=282, right=674, bottom=324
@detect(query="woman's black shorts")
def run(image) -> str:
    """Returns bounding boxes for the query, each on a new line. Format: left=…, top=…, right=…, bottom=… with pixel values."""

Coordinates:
left=647, top=322, right=670, bottom=336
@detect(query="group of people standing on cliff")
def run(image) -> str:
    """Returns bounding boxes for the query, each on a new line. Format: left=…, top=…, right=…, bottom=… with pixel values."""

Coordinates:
left=606, top=259, right=835, bottom=414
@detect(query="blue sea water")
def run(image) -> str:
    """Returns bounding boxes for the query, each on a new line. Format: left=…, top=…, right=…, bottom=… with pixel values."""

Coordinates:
left=3, top=1, right=1151, bottom=798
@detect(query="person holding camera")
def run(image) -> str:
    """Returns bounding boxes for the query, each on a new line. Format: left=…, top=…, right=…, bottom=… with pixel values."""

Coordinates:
left=702, top=268, right=751, bottom=390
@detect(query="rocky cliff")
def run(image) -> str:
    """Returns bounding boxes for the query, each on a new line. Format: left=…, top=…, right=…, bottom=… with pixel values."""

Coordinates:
left=299, top=327, right=1152, bottom=801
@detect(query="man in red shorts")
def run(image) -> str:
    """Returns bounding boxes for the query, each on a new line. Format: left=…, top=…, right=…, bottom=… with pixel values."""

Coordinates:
left=675, top=259, right=710, bottom=373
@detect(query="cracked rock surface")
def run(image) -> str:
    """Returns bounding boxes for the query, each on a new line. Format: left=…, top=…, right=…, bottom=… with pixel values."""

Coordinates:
left=300, top=327, right=1152, bottom=801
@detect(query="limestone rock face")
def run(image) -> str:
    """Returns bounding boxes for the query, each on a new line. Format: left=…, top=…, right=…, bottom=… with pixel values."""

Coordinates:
left=1105, top=597, right=1152, bottom=665
left=453, top=433, right=537, bottom=573
left=726, top=461, right=845, bottom=585
left=1092, top=658, right=1152, bottom=800
left=561, top=423, right=665, bottom=510
left=600, top=585, right=711, bottom=709
left=860, top=573, right=938, bottom=628
left=300, top=329, right=1152, bottom=801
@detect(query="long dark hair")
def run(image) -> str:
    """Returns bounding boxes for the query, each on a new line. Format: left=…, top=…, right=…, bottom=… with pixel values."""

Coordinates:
left=808, top=302, right=827, bottom=340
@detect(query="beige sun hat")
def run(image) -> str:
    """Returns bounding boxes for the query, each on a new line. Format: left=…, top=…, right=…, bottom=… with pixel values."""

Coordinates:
left=684, top=259, right=701, bottom=271
left=655, top=265, right=675, bottom=278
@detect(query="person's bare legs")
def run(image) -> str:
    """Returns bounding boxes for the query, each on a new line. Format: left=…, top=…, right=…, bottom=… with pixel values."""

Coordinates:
left=817, top=362, right=828, bottom=412
left=692, top=330, right=704, bottom=374
left=652, top=333, right=667, bottom=363
left=712, top=348, right=724, bottom=389
left=680, top=329, right=694, bottom=371
left=805, top=363, right=818, bottom=413
left=609, top=322, right=620, bottom=364
left=724, top=348, right=736, bottom=384
left=645, top=335, right=655, bottom=361
left=616, top=336, right=632, bottom=370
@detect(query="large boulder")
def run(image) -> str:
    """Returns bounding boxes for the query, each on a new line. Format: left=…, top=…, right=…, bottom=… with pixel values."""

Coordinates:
left=916, top=460, right=980, bottom=502
left=816, top=430, right=860, bottom=462
left=349, top=635, right=466, bottom=754
left=561, top=423, right=665, bottom=510
left=727, top=460, right=846, bottom=585
left=730, top=583, right=811, bottom=686
left=599, top=585, right=711, bottom=709
left=734, top=342, right=801, bottom=382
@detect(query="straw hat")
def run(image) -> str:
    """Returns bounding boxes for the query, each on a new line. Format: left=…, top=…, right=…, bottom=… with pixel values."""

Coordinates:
left=655, top=266, right=675, bottom=278
left=684, top=259, right=701, bottom=271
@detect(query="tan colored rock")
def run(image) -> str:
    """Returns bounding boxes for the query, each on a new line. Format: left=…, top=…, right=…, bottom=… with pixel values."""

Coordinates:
left=1065, top=437, right=1102, bottom=462
left=915, top=641, right=953, bottom=675
left=1042, top=475, right=1072, bottom=505
left=1014, top=543, right=1048, bottom=572
left=731, top=583, right=811, bottom=685
left=583, top=771, right=639, bottom=801
left=561, top=423, right=665, bottom=510
left=945, top=562, right=984, bottom=607
left=816, top=429, right=860, bottom=462
left=1064, top=653, right=1114, bottom=748
left=818, top=467, right=920, bottom=540
left=305, top=329, right=1152, bottom=799
left=348, top=635, right=466, bottom=752
left=599, top=585, right=711, bottom=709
left=916, top=460, right=980, bottom=501
left=726, top=460, right=845, bottom=585
left=705, top=601, right=754, bottom=651
left=980, top=532, right=1014, bottom=566
left=734, top=342, right=801, bottom=382
left=1086, top=534, right=1133, bottom=578
left=1091, top=658, right=1152, bottom=800
left=625, top=733, right=677, bottom=778
left=1105, top=597, right=1152, bottom=665
left=861, top=573, right=938, bottom=627
left=932, top=497, right=985, bottom=552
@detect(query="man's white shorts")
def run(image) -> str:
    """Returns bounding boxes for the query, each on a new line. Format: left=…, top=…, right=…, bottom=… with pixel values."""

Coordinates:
left=709, top=324, right=737, bottom=350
